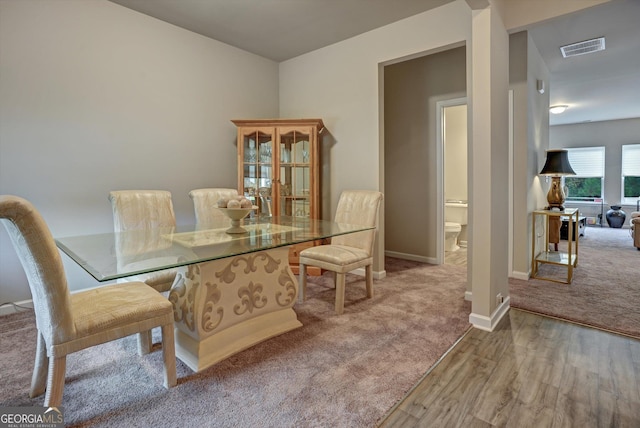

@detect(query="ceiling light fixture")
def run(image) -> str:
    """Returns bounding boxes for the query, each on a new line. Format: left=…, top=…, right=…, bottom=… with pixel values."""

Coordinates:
left=560, top=37, right=605, bottom=58
left=550, top=105, right=568, bottom=114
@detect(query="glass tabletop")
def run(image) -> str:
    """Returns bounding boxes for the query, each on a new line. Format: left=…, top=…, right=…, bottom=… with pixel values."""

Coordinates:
left=55, top=216, right=372, bottom=282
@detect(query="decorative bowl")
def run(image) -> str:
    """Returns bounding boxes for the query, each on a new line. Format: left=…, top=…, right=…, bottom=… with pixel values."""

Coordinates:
left=217, top=206, right=258, bottom=234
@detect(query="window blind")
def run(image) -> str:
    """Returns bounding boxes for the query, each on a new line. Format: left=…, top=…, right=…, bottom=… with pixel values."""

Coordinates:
left=566, top=147, right=605, bottom=177
left=622, top=144, right=640, bottom=176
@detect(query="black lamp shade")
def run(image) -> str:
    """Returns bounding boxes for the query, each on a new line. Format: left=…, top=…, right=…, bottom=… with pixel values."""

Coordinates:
left=540, top=149, right=576, bottom=176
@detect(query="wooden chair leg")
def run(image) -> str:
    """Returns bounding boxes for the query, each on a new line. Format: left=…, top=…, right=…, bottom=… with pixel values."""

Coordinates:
left=365, top=264, right=373, bottom=298
left=30, top=331, right=48, bottom=398
left=137, top=330, right=152, bottom=355
left=161, top=323, right=177, bottom=388
left=298, top=263, right=307, bottom=302
left=335, top=272, right=346, bottom=315
left=44, top=355, right=66, bottom=407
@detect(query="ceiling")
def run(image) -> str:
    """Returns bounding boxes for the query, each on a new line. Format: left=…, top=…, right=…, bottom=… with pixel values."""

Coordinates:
left=527, top=0, right=640, bottom=126
left=110, top=0, right=454, bottom=61
left=110, top=0, right=640, bottom=126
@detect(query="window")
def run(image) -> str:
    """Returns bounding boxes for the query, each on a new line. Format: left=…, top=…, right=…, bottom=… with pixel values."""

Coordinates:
left=622, top=144, right=640, bottom=204
left=564, top=147, right=605, bottom=201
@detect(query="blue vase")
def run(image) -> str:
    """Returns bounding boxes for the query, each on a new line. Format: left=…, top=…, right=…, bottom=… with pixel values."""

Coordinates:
left=605, top=205, right=626, bottom=228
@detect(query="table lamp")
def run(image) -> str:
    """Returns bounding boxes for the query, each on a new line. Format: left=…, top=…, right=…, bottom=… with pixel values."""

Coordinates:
left=539, top=149, right=576, bottom=210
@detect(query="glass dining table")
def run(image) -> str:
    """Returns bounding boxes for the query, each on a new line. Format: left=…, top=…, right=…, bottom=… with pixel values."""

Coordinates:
left=56, top=215, right=371, bottom=372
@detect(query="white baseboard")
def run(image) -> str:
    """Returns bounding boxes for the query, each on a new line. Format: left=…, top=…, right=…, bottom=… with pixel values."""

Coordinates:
left=469, top=296, right=511, bottom=331
left=509, top=270, right=529, bottom=281
left=0, top=283, right=113, bottom=316
left=385, top=250, right=437, bottom=265
left=0, top=299, right=34, bottom=316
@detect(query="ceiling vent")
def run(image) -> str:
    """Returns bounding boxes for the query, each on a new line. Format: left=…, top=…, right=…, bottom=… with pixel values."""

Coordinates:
left=560, top=37, right=605, bottom=58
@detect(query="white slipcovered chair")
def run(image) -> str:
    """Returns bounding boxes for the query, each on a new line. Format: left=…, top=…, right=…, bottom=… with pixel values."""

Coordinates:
left=0, top=195, right=177, bottom=407
left=188, top=188, right=239, bottom=229
left=298, top=190, right=383, bottom=314
left=108, top=190, right=178, bottom=293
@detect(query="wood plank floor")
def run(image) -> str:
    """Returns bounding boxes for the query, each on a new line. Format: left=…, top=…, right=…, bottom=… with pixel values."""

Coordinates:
left=379, top=309, right=640, bottom=427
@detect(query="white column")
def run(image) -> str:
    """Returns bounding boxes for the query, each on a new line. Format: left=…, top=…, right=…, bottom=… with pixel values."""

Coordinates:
left=468, top=2, right=511, bottom=330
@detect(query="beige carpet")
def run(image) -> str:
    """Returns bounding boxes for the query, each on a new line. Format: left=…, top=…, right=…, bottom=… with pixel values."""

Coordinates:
left=510, top=226, right=640, bottom=339
left=0, top=258, right=471, bottom=427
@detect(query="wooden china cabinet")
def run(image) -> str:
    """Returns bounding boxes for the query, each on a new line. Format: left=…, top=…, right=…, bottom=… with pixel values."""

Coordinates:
left=232, top=118, right=325, bottom=274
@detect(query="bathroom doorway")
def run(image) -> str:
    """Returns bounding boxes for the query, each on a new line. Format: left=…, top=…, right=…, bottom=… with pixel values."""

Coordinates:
left=436, top=98, right=468, bottom=266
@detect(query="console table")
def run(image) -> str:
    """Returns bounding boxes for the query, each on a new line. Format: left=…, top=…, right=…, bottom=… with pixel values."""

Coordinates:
left=531, top=208, right=579, bottom=284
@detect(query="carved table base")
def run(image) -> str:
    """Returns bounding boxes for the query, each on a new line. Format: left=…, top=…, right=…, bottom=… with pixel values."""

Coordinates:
left=168, top=247, right=301, bottom=372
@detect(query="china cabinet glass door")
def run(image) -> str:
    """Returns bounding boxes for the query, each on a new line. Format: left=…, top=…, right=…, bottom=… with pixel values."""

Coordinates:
left=241, top=128, right=274, bottom=217
left=278, top=129, right=311, bottom=217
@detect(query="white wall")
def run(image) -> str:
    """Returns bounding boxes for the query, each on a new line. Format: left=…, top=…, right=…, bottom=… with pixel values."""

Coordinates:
left=0, top=0, right=279, bottom=303
left=278, top=1, right=473, bottom=273
left=509, top=31, right=550, bottom=278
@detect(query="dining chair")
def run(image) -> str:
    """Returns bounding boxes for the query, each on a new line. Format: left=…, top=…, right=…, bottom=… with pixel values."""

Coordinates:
left=108, top=190, right=177, bottom=293
left=0, top=195, right=177, bottom=407
left=298, top=190, right=383, bottom=314
left=188, top=188, right=238, bottom=229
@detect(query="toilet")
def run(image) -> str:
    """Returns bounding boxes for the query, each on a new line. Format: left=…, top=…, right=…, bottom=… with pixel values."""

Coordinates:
left=445, top=222, right=462, bottom=251
left=445, top=201, right=468, bottom=252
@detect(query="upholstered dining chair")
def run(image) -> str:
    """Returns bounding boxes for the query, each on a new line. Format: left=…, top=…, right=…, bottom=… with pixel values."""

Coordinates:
left=0, top=195, right=177, bottom=407
left=108, top=190, right=177, bottom=293
left=298, top=190, right=383, bottom=314
left=188, top=188, right=238, bottom=229
left=631, top=211, right=640, bottom=250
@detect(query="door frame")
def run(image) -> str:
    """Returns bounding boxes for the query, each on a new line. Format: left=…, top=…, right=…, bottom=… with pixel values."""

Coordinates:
left=436, top=97, right=467, bottom=265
